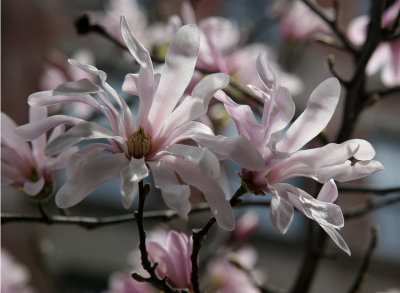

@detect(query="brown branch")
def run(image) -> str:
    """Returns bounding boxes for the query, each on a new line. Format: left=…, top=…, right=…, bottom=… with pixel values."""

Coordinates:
left=190, top=183, right=248, bottom=293
left=339, top=186, right=400, bottom=195
left=344, top=194, right=400, bottom=220
left=347, top=227, right=378, bottom=293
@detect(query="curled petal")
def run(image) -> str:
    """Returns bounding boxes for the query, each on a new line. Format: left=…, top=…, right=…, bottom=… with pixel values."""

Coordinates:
left=53, top=78, right=102, bottom=95
left=317, top=179, right=338, bottom=203
left=55, top=153, right=128, bottom=208
left=28, top=91, right=102, bottom=110
left=149, top=161, right=191, bottom=220
left=257, top=52, right=276, bottom=92
left=277, top=77, right=340, bottom=153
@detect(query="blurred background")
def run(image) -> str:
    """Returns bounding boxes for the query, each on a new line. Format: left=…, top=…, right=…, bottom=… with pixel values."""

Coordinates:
left=2, top=0, right=400, bottom=292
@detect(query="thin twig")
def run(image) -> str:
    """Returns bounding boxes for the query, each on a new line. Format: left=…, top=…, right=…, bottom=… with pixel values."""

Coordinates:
left=190, top=183, right=248, bottom=293
left=344, top=194, right=400, bottom=220
left=347, top=227, right=378, bottom=293
left=132, top=181, right=187, bottom=293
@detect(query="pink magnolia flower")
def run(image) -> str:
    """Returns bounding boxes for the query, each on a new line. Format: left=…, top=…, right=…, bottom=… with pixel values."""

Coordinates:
left=271, top=0, right=332, bottom=43
left=348, top=0, right=400, bottom=86
left=232, top=211, right=259, bottom=243
left=170, top=1, right=302, bottom=95
left=1, top=250, right=35, bottom=293
left=105, top=271, right=155, bottom=293
left=16, top=18, right=263, bottom=230
left=1, top=107, right=76, bottom=200
left=147, top=230, right=193, bottom=290
left=203, top=247, right=260, bottom=293
left=215, top=53, right=384, bottom=254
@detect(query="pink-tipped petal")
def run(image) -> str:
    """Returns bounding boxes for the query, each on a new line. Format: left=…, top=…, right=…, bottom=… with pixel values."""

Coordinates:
left=317, top=179, right=338, bottom=203
left=149, top=161, right=191, bottom=220
left=55, top=153, right=128, bottom=208
left=277, top=77, right=340, bottom=153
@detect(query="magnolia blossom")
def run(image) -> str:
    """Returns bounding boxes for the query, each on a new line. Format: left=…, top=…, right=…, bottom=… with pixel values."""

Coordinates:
left=170, top=1, right=302, bottom=95
left=105, top=272, right=155, bottom=293
left=232, top=211, right=259, bottom=243
left=1, top=250, right=35, bottom=293
left=1, top=108, right=76, bottom=199
left=203, top=247, right=261, bottom=293
left=215, top=53, right=384, bottom=254
left=348, top=0, right=400, bottom=86
left=270, top=0, right=332, bottom=43
left=147, top=230, right=193, bottom=290
left=16, top=18, right=263, bottom=230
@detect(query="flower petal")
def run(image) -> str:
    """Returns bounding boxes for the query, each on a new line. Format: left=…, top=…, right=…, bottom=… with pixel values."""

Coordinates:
left=148, top=24, right=200, bottom=136
left=45, top=122, right=123, bottom=156
left=30, top=106, right=47, bottom=166
left=53, top=78, right=102, bottom=95
left=166, top=156, right=235, bottom=230
left=270, top=193, right=294, bottom=234
left=189, top=133, right=265, bottom=171
left=120, top=157, right=149, bottom=208
left=257, top=52, right=276, bottom=92
left=55, top=153, right=128, bottom=208
left=277, top=77, right=340, bottom=153
left=15, top=115, right=85, bottom=141
left=320, top=225, right=351, bottom=255
left=317, top=179, right=338, bottom=203
left=149, top=161, right=191, bottom=220
left=162, top=144, right=220, bottom=178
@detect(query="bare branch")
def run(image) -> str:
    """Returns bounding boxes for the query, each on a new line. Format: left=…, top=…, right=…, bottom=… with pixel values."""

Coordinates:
left=339, top=186, right=400, bottom=195
left=347, top=227, right=378, bottom=293
left=344, top=194, right=400, bottom=220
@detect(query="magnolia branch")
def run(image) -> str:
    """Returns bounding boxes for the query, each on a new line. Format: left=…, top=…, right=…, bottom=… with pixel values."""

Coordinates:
left=347, top=227, right=378, bottom=293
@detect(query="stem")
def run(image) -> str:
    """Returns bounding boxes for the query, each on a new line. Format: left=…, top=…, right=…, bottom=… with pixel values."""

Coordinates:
left=190, top=183, right=248, bottom=293
left=347, top=227, right=378, bottom=293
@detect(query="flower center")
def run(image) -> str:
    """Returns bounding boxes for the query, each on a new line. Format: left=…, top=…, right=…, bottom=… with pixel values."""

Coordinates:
left=127, top=126, right=152, bottom=158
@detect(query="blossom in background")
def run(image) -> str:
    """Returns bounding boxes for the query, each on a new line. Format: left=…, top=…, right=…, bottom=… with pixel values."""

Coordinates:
left=1, top=107, right=77, bottom=200
left=16, top=18, right=263, bottom=230
left=170, top=1, right=303, bottom=96
left=147, top=230, right=193, bottom=290
left=203, top=247, right=261, bottom=293
left=1, top=249, right=35, bottom=293
left=348, top=0, right=400, bottom=86
left=105, top=271, right=155, bottom=293
left=270, top=0, right=332, bottom=43
left=215, top=53, right=384, bottom=254
left=231, top=211, right=259, bottom=243
left=40, top=49, right=96, bottom=119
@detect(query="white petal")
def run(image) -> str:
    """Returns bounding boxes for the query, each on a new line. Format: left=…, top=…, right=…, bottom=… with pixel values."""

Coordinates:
left=277, top=77, right=341, bottom=153
left=166, top=156, right=235, bottom=230
left=120, top=157, right=149, bottom=209
left=320, top=225, right=351, bottom=255
left=270, top=193, right=294, bottom=234
left=24, top=177, right=45, bottom=196
left=257, top=52, right=276, bottom=92
left=56, top=153, right=128, bottom=208
left=149, top=161, right=191, bottom=220
left=317, top=179, right=338, bottom=203
left=30, top=106, right=47, bottom=166
left=162, top=144, right=220, bottom=178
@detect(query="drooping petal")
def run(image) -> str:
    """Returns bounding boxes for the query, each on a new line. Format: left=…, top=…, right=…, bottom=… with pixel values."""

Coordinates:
left=45, top=122, right=124, bottom=156
left=148, top=24, right=200, bottom=136
left=28, top=91, right=102, bottom=110
left=120, top=157, right=149, bottom=208
left=256, top=52, right=276, bottom=93
left=277, top=77, right=341, bottom=153
left=149, top=161, right=191, bottom=220
left=15, top=115, right=85, bottom=141
left=320, top=225, right=351, bottom=255
left=161, top=144, right=220, bottom=178
left=165, top=156, right=235, bottom=230
left=23, top=177, right=45, bottom=197
left=55, top=153, right=128, bottom=208
left=188, top=133, right=265, bottom=171
left=317, top=179, right=338, bottom=203
left=270, top=193, right=294, bottom=234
